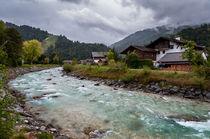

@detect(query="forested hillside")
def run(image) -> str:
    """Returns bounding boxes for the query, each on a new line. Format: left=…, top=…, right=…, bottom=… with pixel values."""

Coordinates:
left=6, top=22, right=49, bottom=42
left=177, top=24, right=210, bottom=47
left=110, top=25, right=189, bottom=52
left=45, top=35, right=109, bottom=61
left=5, top=22, right=109, bottom=61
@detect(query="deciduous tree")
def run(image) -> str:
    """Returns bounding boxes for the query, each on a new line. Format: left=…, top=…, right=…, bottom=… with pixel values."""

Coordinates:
left=22, top=40, right=42, bottom=64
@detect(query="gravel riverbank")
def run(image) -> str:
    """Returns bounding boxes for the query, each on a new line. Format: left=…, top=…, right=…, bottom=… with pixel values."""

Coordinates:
left=6, top=66, right=75, bottom=139
left=64, top=71, right=210, bottom=103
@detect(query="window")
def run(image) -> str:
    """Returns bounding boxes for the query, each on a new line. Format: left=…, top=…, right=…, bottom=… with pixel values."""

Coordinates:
left=158, top=51, right=160, bottom=54
left=163, top=50, right=165, bottom=54
left=177, top=45, right=179, bottom=49
left=170, top=45, right=174, bottom=49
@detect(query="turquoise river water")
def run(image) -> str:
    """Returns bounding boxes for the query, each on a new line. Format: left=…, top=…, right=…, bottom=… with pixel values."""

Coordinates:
left=9, top=68, right=210, bottom=139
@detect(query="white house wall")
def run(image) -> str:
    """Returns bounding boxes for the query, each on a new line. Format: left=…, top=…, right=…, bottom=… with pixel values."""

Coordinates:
left=156, top=41, right=186, bottom=62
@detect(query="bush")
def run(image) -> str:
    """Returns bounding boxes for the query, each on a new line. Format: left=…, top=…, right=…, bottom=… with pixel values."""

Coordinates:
left=139, top=59, right=154, bottom=69
left=13, top=132, right=28, bottom=139
left=63, top=64, right=74, bottom=72
left=193, top=64, right=210, bottom=79
left=37, top=133, right=53, bottom=139
left=125, top=52, right=140, bottom=69
left=72, top=58, right=77, bottom=66
left=120, top=74, right=134, bottom=83
left=136, top=66, right=151, bottom=84
left=44, top=57, right=50, bottom=64
left=109, top=60, right=127, bottom=73
left=0, top=64, right=19, bottom=139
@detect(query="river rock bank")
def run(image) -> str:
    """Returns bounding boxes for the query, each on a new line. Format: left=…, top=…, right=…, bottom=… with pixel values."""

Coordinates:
left=65, top=71, right=210, bottom=103
left=6, top=66, right=75, bottom=139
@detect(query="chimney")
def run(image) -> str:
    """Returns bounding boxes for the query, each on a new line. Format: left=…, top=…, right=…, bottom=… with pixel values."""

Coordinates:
left=175, top=37, right=181, bottom=41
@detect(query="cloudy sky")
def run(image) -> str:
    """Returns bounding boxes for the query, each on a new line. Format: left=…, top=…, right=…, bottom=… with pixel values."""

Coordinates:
left=0, top=0, right=210, bottom=45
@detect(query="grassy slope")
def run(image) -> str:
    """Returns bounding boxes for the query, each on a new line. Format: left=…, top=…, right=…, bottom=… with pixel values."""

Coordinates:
left=42, top=35, right=57, bottom=52
left=70, top=65, right=210, bottom=89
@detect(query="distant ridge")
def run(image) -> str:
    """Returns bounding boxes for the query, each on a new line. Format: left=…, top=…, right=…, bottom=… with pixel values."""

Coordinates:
left=5, top=21, right=109, bottom=60
left=110, top=25, right=190, bottom=53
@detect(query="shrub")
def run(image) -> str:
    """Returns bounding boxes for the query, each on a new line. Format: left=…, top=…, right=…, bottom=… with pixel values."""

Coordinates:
left=193, top=64, right=210, bottom=79
left=37, top=133, right=53, bottom=139
left=125, top=52, right=140, bottom=69
left=0, top=64, right=19, bottom=139
left=53, top=55, right=59, bottom=64
left=13, top=132, right=28, bottom=139
left=139, top=59, right=154, bottom=69
left=44, top=57, right=50, bottom=64
left=136, top=66, right=151, bottom=84
left=120, top=74, right=134, bottom=83
left=109, top=61, right=127, bottom=73
left=72, top=58, right=77, bottom=65
left=63, top=64, right=74, bottom=72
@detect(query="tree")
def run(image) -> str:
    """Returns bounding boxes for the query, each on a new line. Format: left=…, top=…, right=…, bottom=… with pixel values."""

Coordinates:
left=53, top=55, right=59, bottom=64
left=22, top=40, right=42, bottom=64
left=44, top=57, right=50, bottom=64
left=106, top=49, right=114, bottom=61
left=125, top=52, right=140, bottom=69
left=182, top=41, right=205, bottom=66
left=5, top=28, right=23, bottom=66
left=112, top=48, right=121, bottom=62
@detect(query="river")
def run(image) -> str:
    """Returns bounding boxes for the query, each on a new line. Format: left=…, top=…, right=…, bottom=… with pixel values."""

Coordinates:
left=9, top=68, right=210, bottom=139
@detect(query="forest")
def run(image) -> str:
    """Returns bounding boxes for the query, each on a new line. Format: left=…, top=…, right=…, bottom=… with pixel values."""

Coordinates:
left=5, top=22, right=109, bottom=62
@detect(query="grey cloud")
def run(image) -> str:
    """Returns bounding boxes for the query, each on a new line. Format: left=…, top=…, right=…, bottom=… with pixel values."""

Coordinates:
left=58, top=0, right=89, bottom=4
left=0, top=0, right=210, bottom=45
left=128, top=0, right=210, bottom=25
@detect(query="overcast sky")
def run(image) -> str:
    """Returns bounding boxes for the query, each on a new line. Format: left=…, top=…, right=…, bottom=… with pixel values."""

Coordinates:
left=0, top=0, right=210, bottom=45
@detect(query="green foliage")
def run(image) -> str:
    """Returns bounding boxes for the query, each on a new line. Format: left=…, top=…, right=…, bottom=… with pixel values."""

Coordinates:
left=120, top=74, right=134, bottom=83
left=42, top=36, right=57, bottom=52
left=53, top=55, right=59, bottom=64
left=139, top=59, right=154, bottom=69
left=13, top=132, right=28, bottom=139
left=193, top=63, right=210, bottom=80
left=106, top=50, right=114, bottom=61
left=178, top=24, right=210, bottom=48
left=22, top=40, right=42, bottom=64
left=0, top=64, right=19, bottom=139
left=45, top=35, right=109, bottom=61
left=6, top=22, right=49, bottom=42
left=63, top=64, right=74, bottom=72
left=125, top=52, right=140, bottom=69
left=108, top=60, right=127, bottom=73
left=182, top=41, right=205, bottom=65
left=0, top=23, right=23, bottom=67
left=72, top=58, right=78, bottom=66
left=37, top=133, right=53, bottom=139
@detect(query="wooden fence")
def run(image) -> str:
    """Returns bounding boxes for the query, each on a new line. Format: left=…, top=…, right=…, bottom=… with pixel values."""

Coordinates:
left=161, top=65, right=192, bottom=72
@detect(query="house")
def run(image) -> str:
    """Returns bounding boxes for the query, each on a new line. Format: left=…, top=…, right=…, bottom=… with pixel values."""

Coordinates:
left=63, top=60, right=72, bottom=64
left=121, top=37, right=207, bottom=71
left=92, top=52, right=108, bottom=64
left=80, top=59, right=95, bottom=65
left=98, top=58, right=108, bottom=66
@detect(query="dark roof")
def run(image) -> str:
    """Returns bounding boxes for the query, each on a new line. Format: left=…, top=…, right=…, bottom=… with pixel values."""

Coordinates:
left=120, top=45, right=156, bottom=54
left=92, top=52, right=108, bottom=58
left=147, top=37, right=205, bottom=50
left=63, top=60, right=72, bottom=63
left=158, top=52, right=189, bottom=63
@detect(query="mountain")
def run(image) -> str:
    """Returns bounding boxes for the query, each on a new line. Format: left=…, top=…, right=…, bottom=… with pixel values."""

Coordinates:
left=5, top=22, right=109, bottom=61
left=45, top=35, right=109, bottom=61
left=110, top=25, right=190, bottom=53
left=177, top=24, right=210, bottom=47
left=5, top=22, right=50, bottom=42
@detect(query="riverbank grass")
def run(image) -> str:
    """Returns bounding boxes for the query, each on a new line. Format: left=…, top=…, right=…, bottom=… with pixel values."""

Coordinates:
left=66, top=64, right=210, bottom=89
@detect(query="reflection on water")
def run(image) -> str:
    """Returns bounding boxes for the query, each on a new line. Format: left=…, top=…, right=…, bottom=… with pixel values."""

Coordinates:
left=9, top=68, right=210, bottom=139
